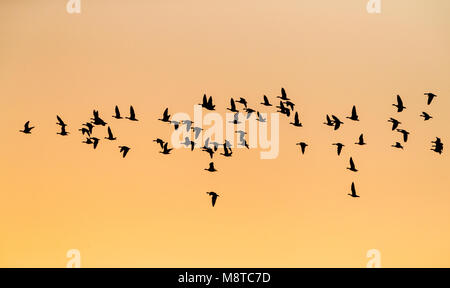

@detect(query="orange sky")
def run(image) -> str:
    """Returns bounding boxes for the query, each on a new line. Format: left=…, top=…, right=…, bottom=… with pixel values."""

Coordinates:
left=0, top=0, right=449, bottom=267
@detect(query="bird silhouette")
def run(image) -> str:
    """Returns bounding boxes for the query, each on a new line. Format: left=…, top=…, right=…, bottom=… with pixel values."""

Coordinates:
left=290, top=112, right=303, bottom=127
left=396, top=129, right=410, bottom=142
left=160, top=142, right=173, bottom=154
left=245, top=108, right=256, bottom=119
left=105, top=126, right=117, bottom=141
left=126, top=106, right=138, bottom=121
left=91, top=137, right=100, bottom=149
left=153, top=138, right=165, bottom=149
left=119, top=146, right=130, bottom=158
left=346, top=105, right=359, bottom=121
left=202, top=147, right=215, bottom=159
left=323, top=115, right=334, bottom=127
left=91, top=110, right=107, bottom=126
left=236, top=97, right=248, bottom=108
left=227, top=98, right=239, bottom=113
left=192, top=127, right=203, bottom=139
left=20, top=121, right=34, bottom=134
left=276, top=101, right=291, bottom=117
left=261, top=95, right=272, bottom=106
left=205, top=162, right=217, bottom=172
left=355, top=134, right=366, bottom=145
left=277, top=87, right=290, bottom=100
left=332, top=115, right=343, bottom=130
left=347, top=157, right=358, bottom=172
left=206, top=192, right=219, bottom=207
left=392, top=142, right=404, bottom=149
left=296, top=142, right=308, bottom=155
left=348, top=182, right=360, bottom=198
left=256, top=111, right=266, bottom=122
left=57, top=125, right=69, bottom=136
left=431, top=137, right=444, bottom=154
left=388, top=118, right=401, bottom=131
left=83, top=122, right=94, bottom=134
left=78, top=127, right=91, bottom=137
left=221, top=144, right=233, bottom=157
left=56, top=115, right=68, bottom=127
left=235, top=130, right=247, bottom=142
left=393, top=95, right=406, bottom=112
left=425, top=93, right=437, bottom=105
left=200, top=95, right=215, bottom=111
left=332, top=143, right=344, bottom=156
left=113, top=106, right=122, bottom=119
left=158, top=108, right=171, bottom=123
left=420, top=112, right=432, bottom=121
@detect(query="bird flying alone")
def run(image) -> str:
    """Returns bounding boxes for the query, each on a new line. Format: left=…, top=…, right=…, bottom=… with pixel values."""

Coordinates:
left=396, top=129, right=410, bottom=143
left=113, top=106, right=122, bottom=119
left=355, top=134, right=366, bottom=146
left=126, top=106, right=138, bottom=121
left=332, top=143, right=344, bottom=156
left=205, top=162, right=217, bottom=172
left=296, top=142, right=308, bottom=155
left=261, top=95, right=272, bottom=106
left=348, top=182, right=360, bottom=198
left=206, top=192, right=219, bottom=207
left=119, top=146, right=130, bottom=158
left=347, top=157, right=358, bottom=172
left=158, top=108, right=170, bottom=123
left=393, top=95, right=406, bottom=112
left=346, top=105, right=359, bottom=121
left=105, top=126, right=117, bottom=141
left=420, top=112, right=432, bottom=121
left=20, top=121, right=34, bottom=134
left=388, top=118, right=401, bottom=131
left=425, top=93, right=437, bottom=105
left=290, top=112, right=303, bottom=127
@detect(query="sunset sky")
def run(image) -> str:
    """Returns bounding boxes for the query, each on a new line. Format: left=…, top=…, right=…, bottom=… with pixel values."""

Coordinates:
left=1, top=0, right=449, bottom=267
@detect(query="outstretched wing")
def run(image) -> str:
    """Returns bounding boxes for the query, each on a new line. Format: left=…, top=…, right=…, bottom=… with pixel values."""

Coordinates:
left=397, top=95, right=403, bottom=107
left=352, top=106, right=357, bottom=117
left=130, top=106, right=135, bottom=118
left=281, top=88, right=287, bottom=99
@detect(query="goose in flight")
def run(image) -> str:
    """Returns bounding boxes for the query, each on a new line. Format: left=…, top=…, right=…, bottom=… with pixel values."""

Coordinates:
left=171, top=120, right=180, bottom=130
left=236, top=97, right=248, bottom=108
left=78, top=127, right=91, bottom=137
left=160, top=142, right=173, bottom=154
left=56, top=115, right=68, bottom=127
left=348, top=182, right=360, bottom=198
left=388, top=118, right=401, bottom=131
left=346, top=105, right=359, bottom=121
left=205, top=162, right=217, bottom=172
left=182, top=120, right=193, bottom=132
left=332, top=143, right=344, bottom=156
left=200, top=94, right=215, bottom=111
left=206, top=192, right=219, bottom=207
left=229, top=112, right=241, bottom=125
left=355, top=134, right=366, bottom=146
left=192, top=127, right=203, bottom=139
left=153, top=138, right=165, bottom=149
left=235, top=130, right=247, bottom=143
left=119, top=146, right=130, bottom=158
left=420, top=112, right=432, bottom=121
left=392, top=142, right=404, bottom=149
left=396, top=129, right=410, bottom=142
left=20, top=121, right=34, bottom=134
left=277, top=87, right=290, bottom=101
left=290, top=112, right=303, bottom=127
left=431, top=137, right=443, bottom=154
left=113, top=106, right=122, bottom=119
left=425, top=93, right=437, bottom=105
left=83, top=122, right=94, bottom=134
left=221, top=144, right=233, bottom=157
left=323, top=115, right=334, bottom=127
left=91, top=137, right=100, bottom=149
left=245, top=108, right=256, bottom=119
left=227, top=98, right=239, bottom=113
left=260, top=95, right=272, bottom=106
left=393, top=95, right=406, bottom=112
left=126, top=106, right=138, bottom=121
left=202, top=147, right=215, bottom=159
left=332, top=115, right=343, bottom=130
left=296, top=142, right=308, bottom=155
left=347, top=157, right=358, bottom=172
left=91, top=110, right=107, bottom=126
left=240, top=139, right=250, bottom=149
left=158, top=108, right=171, bottom=123
left=256, top=111, right=266, bottom=122
left=105, top=127, right=117, bottom=141
left=181, top=137, right=195, bottom=151
left=57, top=125, right=69, bottom=136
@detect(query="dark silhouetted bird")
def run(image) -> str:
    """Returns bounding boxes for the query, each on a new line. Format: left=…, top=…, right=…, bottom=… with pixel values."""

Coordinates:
left=332, top=115, right=343, bottom=130
left=393, top=95, right=406, bottom=112
left=119, top=146, right=130, bottom=158
left=126, top=106, right=138, bottom=121
left=323, top=115, right=334, bottom=127
left=277, top=101, right=291, bottom=117
left=56, top=115, right=67, bottom=127
left=420, top=112, right=432, bottom=121
left=91, top=137, right=100, bottom=149
left=290, top=112, right=303, bottom=127
left=347, top=157, right=358, bottom=172
left=431, top=137, right=443, bottom=154
left=236, top=97, right=248, bottom=108
left=105, top=127, right=116, bottom=141
left=261, top=95, right=272, bottom=106
left=277, top=88, right=290, bottom=100
left=392, top=142, right=404, bottom=149
left=57, top=125, right=69, bottom=136
left=91, top=110, right=107, bottom=126
left=388, top=118, right=401, bottom=131
left=113, top=106, right=122, bottom=119
left=158, top=108, right=171, bottom=123
left=348, top=182, right=360, bottom=198
left=227, top=98, right=238, bottom=113
left=83, top=122, right=94, bottom=134
left=396, top=129, right=410, bottom=142
left=221, top=144, right=233, bottom=157
left=205, top=162, right=217, bottom=172
left=160, top=142, right=173, bottom=154
left=355, top=134, right=366, bottom=146
left=346, top=105, right=359, bottom=121
left=256, top=111, right=266, bottom=122
left=79, top=127, right=90, bottom=137
left=153, top=138, right=165, bottom=149
left=425, top=93, right=437, bottom=105
left=245, top=108, right=256, bottom=119
left=332, top=143, right=344, bottom=156
left=20, top=121, right=34, bottom=134
left=202, top=147, right=214, bottom=159
left=200, top=94, right=215, bottom=111
left=206, top=192, right=219, bottom=207
left=296, top=142, right=308, bottom=155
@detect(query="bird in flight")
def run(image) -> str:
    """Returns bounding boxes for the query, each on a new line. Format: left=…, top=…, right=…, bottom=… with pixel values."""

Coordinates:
left=227, top=98, right=239, bottom=113
left=205, top=162, right=217, bottom=172
left=91, top=137, right=100, bottom=149
left=245, top=108, right=256, bottom=119
left=393, top=95, right=406, bottom=112
left=277, top=88, right=290, bottom=101
left=392, top=142, right=404, bottom=149
left=431, top=137, right=444, bottom=154
left=256, top=111, right=266, bottom=122
left=56, top=115, right=68, bottom=127
left=388, top=118, right=401, bottom=131
left=332, top=143, right=344, bottom=156
left=347, top=157, right=358, bottom=172
left=206, top=192, right=219, bottom=207
left=160, top=142, right=173, bottom=154
left=290, top=112, right=303, bottom=127
left=296, top=142, right=308, bottom=155
left=425, top=93, right=437, bottom=105
left=236, top=97, right=248, bottom=108
left=332, top=115, right=343, bottom=130
left=171, top=120, right=180, bottom=130
left=200, top=94, right=215, bottom=111
left=113, top=106, right=122, bottom=119
left=91, top=110, right=107, bottom=126
left=182, top=120, right=194, bottom=132
left=78, top=127, right=91, bottom=137
left=153, top=138, right=165, bottom=149
left=420, top=112, right=432, bottom=121
left=202, top=147, right=215, bottom=159
left=348, top=182, right=360, bottom=198
left=105, top=127, right=117, bottom=141
left=355, top=134, right=366, bottom=146
left=192, top=127, right=203, bottom=139
left=346, top=105, right=359, bottom=121
left=119, top=146, right=130, bottom=158
left=276, top=101, right=291, bottom=117
left=57, top=125, right=69, bottom=136
left=221, top=144, right=233, bottom=157
left=20, top=121, right=34, bottom=134
left=83, top=122, right=94, bottom=134
left=126, top=106, right=138, bottom=121
left=396, top=129, right=410, bottom=142
left=323, top=115, right=334, bottom=127
left=229, top=112, right=241, bottom=125
left=260, top=95, right=272, bottom=106
left=158, top=108, right=171, bottom=123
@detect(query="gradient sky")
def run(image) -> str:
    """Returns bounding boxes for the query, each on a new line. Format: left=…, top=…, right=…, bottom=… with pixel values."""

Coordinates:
left=0, top=0, right=449, bottom=267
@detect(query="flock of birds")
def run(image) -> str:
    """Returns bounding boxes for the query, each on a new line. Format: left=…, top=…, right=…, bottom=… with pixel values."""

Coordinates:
left=19, top=89, right=443, bottom=207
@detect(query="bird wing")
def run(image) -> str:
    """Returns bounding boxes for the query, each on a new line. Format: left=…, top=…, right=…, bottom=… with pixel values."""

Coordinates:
left=281, top=88, right=286, bottom=99
left=57, top=115, right=64, bottom=125
left=230, top=98, right=235, bottom=110
left=108, top=127, right=113, bottom=138
left=24, top=121, right=30, bottom=129
left=397, top=95, right=403, bottom=107
left=295, top=112, right=299, bottom=123
left=208, top=96, right=213, bottom=106
left=350, top=157, right=355, bottom=169
left=351, top=182, right=356, bottom=195
left=211, top=195, right=217, bottom=207
left=264, top=95, right=269, bottom=104
left=130, top=106, right=135, bottom=118
left=202, top=94, right=207, bottom=105
left=163, top=108, right=169, bottom=118
left=352, top=106, right=357, bottom=117
left=115, top=106, right=120, bottom=117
